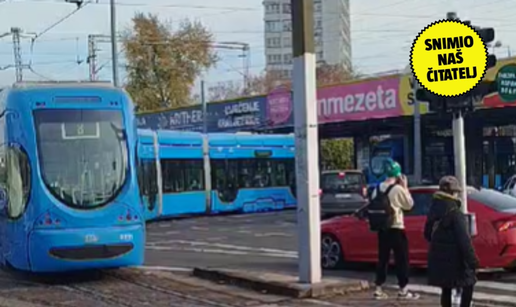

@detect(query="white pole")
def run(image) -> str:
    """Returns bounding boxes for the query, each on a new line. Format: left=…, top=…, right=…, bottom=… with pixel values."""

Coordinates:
left=291, top=0, right=321, bottom=284
left=452, top=112, right=467, bottom=213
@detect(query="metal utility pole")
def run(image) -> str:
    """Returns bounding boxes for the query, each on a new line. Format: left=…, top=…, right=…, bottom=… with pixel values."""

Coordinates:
left=215, top=42, right=251, bottom=92
left=201, top=80, right=207, bottom=134
left=413, top=77, right=422, bottom=184
left=110, top=0, right=119, bottom=87
left=291, top=0, right=321, bottom=284
left=11, top=27, right=23, bottom=82
left=446, top=12, right=468, bottom=213
left=201, top=80, right=212, bottom=214
left=87, top=35, right=97, bottom=81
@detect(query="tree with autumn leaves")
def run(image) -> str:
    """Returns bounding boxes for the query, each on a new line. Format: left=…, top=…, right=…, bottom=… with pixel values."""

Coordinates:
left=122, top=13, right=217, bottom=111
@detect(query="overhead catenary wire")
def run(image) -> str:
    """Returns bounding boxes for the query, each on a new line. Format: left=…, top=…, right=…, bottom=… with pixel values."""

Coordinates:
left=1, top=0, right=514, bottom=82
left=25, top=0, right=92, bottom=80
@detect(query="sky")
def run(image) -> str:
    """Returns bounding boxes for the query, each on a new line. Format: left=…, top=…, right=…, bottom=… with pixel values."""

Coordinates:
left=0, top=0, right=515, bottom=92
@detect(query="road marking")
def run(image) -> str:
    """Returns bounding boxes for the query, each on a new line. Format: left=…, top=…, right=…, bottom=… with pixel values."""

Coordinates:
left=136, top=265, right=192, bottom=272
left=190, top=226, right=209, bottom=231
left=147, top=240, right=297, bottom=255
left=204, top=237, right=227, bottom=241
left=476, top=280, right=516, bottom=292
left=254, top=232, right=293, bottom=238
left=146, top=245, right=297, bottom=258
left=303, top=299, right=348, bottom=306
left=399, top=284, right=516, bottom=305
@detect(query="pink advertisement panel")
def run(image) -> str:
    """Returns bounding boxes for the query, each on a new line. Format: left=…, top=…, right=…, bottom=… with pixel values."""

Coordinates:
left=317, top=76, right=402, bottom=124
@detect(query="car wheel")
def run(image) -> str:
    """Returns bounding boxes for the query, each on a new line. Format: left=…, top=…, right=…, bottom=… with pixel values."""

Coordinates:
left=321, top=234, right=344, bottom=269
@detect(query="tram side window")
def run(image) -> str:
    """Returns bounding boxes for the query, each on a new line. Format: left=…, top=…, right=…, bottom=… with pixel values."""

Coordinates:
left=161, top=159, right=204, bottom=193
left=139, top=160, right=157, bottom=196
left=285, top=159, right=296, bottom=195
left=211, top=158, right=296, bottom=190
left=271, top=159, right=289, bottom=186
left=4, top=146, right=31, bottom=219
left=211, top=159, right=238, bottom=191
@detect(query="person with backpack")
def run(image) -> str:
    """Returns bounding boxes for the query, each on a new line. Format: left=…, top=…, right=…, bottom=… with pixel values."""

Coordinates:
left=424, top=176, right=478, bottom=307
left=367, top=158, right=420, bottom=300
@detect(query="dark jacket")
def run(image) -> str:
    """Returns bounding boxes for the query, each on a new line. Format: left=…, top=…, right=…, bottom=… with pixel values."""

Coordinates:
left=424, top=191, right=478, bottom=288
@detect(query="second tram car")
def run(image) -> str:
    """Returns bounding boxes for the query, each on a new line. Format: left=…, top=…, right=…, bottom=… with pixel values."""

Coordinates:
left=137, top=129, right=296, bottom=221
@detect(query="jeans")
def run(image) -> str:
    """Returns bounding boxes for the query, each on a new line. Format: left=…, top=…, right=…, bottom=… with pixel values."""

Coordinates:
left=375, top=228, right=410, bottom=288
left=441, top=286, right=474, bottom=307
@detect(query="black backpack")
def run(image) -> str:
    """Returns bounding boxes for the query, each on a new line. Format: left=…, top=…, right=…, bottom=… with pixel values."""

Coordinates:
left=366, top=184, right=397, bottom=232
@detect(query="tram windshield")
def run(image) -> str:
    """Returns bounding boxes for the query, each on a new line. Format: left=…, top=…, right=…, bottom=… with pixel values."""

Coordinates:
left=34, top=109, right=128, bottom=209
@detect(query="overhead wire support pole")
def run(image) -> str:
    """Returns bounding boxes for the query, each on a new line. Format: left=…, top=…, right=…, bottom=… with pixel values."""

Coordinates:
left=200, top=79, right=211, bottom=214
left=110, top=0, right=119, bottom=87
left=291, top=0, right=321, bottom=284
left=11, top=27, right=23, bottom=82
left=87, top=35, right=97, bottom=81
left=413, top=78, right=422, bottom=184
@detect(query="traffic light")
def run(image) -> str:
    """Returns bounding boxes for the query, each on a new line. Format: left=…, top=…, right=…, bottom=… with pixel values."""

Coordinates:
left=463, top=21, right=497, bottom=70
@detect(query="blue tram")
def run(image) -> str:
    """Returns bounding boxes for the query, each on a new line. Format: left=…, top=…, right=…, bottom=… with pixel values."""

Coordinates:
left=137, top=129, right=296, bottom=221
left=0, top=82, right=145, bottom=272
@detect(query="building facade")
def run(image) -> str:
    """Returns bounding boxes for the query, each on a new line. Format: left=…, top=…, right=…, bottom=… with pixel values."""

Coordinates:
left=263, top=0, right=352, bottom=80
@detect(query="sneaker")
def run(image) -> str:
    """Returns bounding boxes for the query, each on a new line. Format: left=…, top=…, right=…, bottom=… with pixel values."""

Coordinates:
left=452, top=295, right=461, bottom=306
left=398, top=289, right=420, bottom=300
left=374, top=287, right=389, bottom=300
left=452, top=289, right=461, bottom=306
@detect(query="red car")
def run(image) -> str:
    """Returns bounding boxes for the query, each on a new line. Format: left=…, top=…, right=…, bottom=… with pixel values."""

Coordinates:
left=321, top=186, right=516, bottom=271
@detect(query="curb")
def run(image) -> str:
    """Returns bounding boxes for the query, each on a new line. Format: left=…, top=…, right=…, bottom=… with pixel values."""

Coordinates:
left=192, top=267, right=369, bottom=299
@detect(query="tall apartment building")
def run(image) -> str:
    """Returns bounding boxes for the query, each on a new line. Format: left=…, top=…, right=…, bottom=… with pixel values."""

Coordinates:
left=263, top=0, right=352, bottom=80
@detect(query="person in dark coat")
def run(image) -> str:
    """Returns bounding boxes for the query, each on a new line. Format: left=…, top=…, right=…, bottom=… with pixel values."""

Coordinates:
left=424, top=176, right=478, bottom=307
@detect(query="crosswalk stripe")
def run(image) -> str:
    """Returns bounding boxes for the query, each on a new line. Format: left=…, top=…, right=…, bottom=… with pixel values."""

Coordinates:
left=476, top=280, right=516, bottom=292
left=397, top=284, right=516, bottom=305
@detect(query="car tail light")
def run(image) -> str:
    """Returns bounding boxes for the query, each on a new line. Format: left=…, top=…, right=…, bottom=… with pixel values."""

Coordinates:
left=338, top=172, right=345, bottom=178
left=362, top=186, right=367, bottom=198
left=494, top=218, right=516, bottom=232
left=318, top=189, right=323, bottom=196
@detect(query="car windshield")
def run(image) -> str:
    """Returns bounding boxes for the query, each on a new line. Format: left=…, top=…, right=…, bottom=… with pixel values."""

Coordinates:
left=470, top=189, right=516, bottom=213
left=321, top=172, right=363, bottom=192
left=34, top=109, right=128, bottom=209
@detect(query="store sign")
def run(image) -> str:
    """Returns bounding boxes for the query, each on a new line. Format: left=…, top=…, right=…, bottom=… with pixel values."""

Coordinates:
left=209, top=97, right=265, bottom=132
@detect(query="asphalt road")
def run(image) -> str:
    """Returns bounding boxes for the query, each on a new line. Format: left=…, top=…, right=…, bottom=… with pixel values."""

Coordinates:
left=145, top=210, right=516, bottom=305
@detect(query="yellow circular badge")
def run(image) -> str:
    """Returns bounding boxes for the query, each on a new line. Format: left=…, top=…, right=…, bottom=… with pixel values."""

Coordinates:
left=410, top=20, right=488, bottom=97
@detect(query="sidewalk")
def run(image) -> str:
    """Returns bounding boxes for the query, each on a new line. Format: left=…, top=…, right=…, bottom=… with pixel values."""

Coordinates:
left=191, top=267, right=443, bottom=306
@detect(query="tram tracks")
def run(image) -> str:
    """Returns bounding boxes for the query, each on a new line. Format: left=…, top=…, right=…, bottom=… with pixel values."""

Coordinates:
left=0, top=269, right=254, bottom=307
